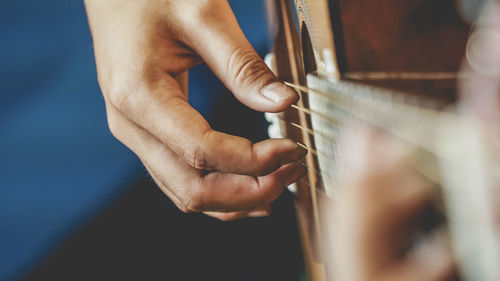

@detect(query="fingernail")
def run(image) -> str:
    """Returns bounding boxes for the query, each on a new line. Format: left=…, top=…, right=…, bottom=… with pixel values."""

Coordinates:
left=246, top=210, right=270, bottom=218
left=262, top=82, right=299, bottom=104
left=281, top=145, right=309, bottom=165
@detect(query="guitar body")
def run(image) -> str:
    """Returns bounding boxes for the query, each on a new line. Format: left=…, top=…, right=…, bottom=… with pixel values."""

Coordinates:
left=266, top=1, right=473, bottom=280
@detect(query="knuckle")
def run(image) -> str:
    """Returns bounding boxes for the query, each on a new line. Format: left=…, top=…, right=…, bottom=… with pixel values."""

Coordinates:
left=106, top=113, right=121, bottom=140
left=227, top=47, right=271, bottom=88
left=181, top=0, right=218, bottom=26
left=186, top=186, right=206, bottom=213
left=185, top=145, right=209, bottom=170
left=108, top=84, right=133, bottom=113
left=147, top=167, right=200, bottom=214
left=103, top=67, right=145, bottom=114
left=168, top=185, right=201, bottom=214
left=171, top=194, right=199, bottom=215
left=176, top=203, right=193, bottom=214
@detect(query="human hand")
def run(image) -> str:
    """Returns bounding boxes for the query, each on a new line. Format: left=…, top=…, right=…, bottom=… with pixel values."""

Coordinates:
left=459, top=0, right=500, bottom=121
left=329, top=130, right=454, bottom=281
left=84, top=0, right=306, bottom=220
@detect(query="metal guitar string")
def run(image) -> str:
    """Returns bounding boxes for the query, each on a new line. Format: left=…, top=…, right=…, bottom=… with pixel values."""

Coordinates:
left=277, top=116, right=338, bottom=143
left=283, top=79, right=500, bottom=188
left=296, top=160, right=336, bottom=186
left=284, top=81, right=444, bottom=153
left=281, top=80, right=500, bottom=188
left=278, top=80, right=445, bottom=196
left=268, top=79, right=438, bottom=197
left=298, top=178, right=330, bottom=199
left=296, top=142, right=321, bottom=157
left=343, top=71, right=461, bottom=80
left=288, top=2, right=500, bottom=280
left=291, top=104, right=340, bottom=125
left=278, top=79, right=494, bottom=227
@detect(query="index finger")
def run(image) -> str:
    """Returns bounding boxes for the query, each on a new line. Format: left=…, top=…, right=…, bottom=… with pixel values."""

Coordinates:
left=116, top=74, right=307, bottom=176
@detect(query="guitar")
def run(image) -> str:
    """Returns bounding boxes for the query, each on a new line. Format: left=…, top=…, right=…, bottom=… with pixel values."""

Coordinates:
left=265, top=0, right=500, bottom=280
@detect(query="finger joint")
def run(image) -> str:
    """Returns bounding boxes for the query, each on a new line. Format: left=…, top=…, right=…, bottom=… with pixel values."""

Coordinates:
left=227, top=47, right=272, bottom=90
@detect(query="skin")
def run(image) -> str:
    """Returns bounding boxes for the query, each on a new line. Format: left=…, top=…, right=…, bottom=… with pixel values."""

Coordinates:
left=84, top=0, right=307, bottom=221
left=459, top=0, right=500, bottom=121
left=329, top=130, right=454, bottom=281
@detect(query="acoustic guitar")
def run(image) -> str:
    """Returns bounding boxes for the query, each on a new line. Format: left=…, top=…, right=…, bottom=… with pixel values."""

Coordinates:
left=264, top=0, right=500, bottom=280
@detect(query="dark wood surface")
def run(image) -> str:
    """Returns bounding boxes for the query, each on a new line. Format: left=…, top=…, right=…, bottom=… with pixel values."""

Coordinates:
left=268, top=1, right=328, bottom=280
left=335, top=0, right=470, bottom=72
left=273, top=1, right=472, bottom=280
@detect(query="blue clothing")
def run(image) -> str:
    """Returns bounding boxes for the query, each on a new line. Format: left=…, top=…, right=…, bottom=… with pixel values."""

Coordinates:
left=0, top=1, right=269, bottom=280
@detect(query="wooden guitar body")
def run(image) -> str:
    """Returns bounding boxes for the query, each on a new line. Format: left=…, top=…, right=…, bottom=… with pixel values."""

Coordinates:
left=266, top=1, right=476, bottom=280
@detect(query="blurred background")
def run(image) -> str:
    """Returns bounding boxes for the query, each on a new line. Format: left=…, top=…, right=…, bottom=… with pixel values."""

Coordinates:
left=0, top=1, right=304, bottom=280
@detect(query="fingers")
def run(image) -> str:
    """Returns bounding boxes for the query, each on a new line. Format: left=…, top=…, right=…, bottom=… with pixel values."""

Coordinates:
left=96, top=0, right=304, bottom=177
left=87, top=0, right=306, bottom=220
left=459, top=2, right=500, bottom=120
left=116, top=74, right=306, bottom=176
left=199, top=134, right=308, bottom=175
left=331, top=128, right=439, bottom=281
left=105, top=102, right=306, bottom=213
left=204, top=205, right=272, bottom=221
left=195, top=162, right=306, bottom=212
left=181, top=0, right=299, bottom=113
left=332, top=161, right=434, bottom=281
left=391, top=234, right=454, bottom=281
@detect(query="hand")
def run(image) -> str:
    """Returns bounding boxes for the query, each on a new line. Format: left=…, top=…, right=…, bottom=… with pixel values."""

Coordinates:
left=84, top=0, right=306, bottom=220
left=329, top=130, right=454, bottom=281
left=459, top=0, right=500, bottom=121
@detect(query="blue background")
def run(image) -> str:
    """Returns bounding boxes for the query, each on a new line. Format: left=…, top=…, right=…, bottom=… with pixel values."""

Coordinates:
left=0, top=1, right=270, bottom=280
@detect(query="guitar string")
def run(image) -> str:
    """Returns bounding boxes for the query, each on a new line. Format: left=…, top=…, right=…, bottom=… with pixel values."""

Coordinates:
left=287, top=83, right=500, bottom=197
left=297, top=155, right=443, bottom=199
left=285, top=81, right=440, bottom=115
left=281, top=84, right=422, bottom=190
left=277, top=116, right=338, bottom=143
left=295, top=139, right=445, bottom=200
left=292, top=124, right=443, bottom=188
left=284, top=81, right=442, bottom=152
left=298, top=178, right=330, bottom=199
left=343, top=71, right=460, bottom=80
left=297, top=160, right=335, bottom=184
left=296, top=141, right=342, bottom=188
left=286, top=82, right=337, bottom=102
left=284, top=82, right=419, bottom=152
left=296, top=142, right=319, bottom=157
left=280, top=81, right=456, bottom=190
left=287, top=82, right=402, bottom=129
left=281, top=120, right=342, bottom=181
left=275, top=86, right=457, bottom=197
left=279, top=81, right=500, bottom=196
left=289, top=100, right=433, bottom=153
left=290, top=104, right=339, bottom=124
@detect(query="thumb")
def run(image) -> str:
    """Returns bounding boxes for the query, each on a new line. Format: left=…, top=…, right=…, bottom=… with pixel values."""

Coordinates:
left=184, top=0, right=299, bottom=112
